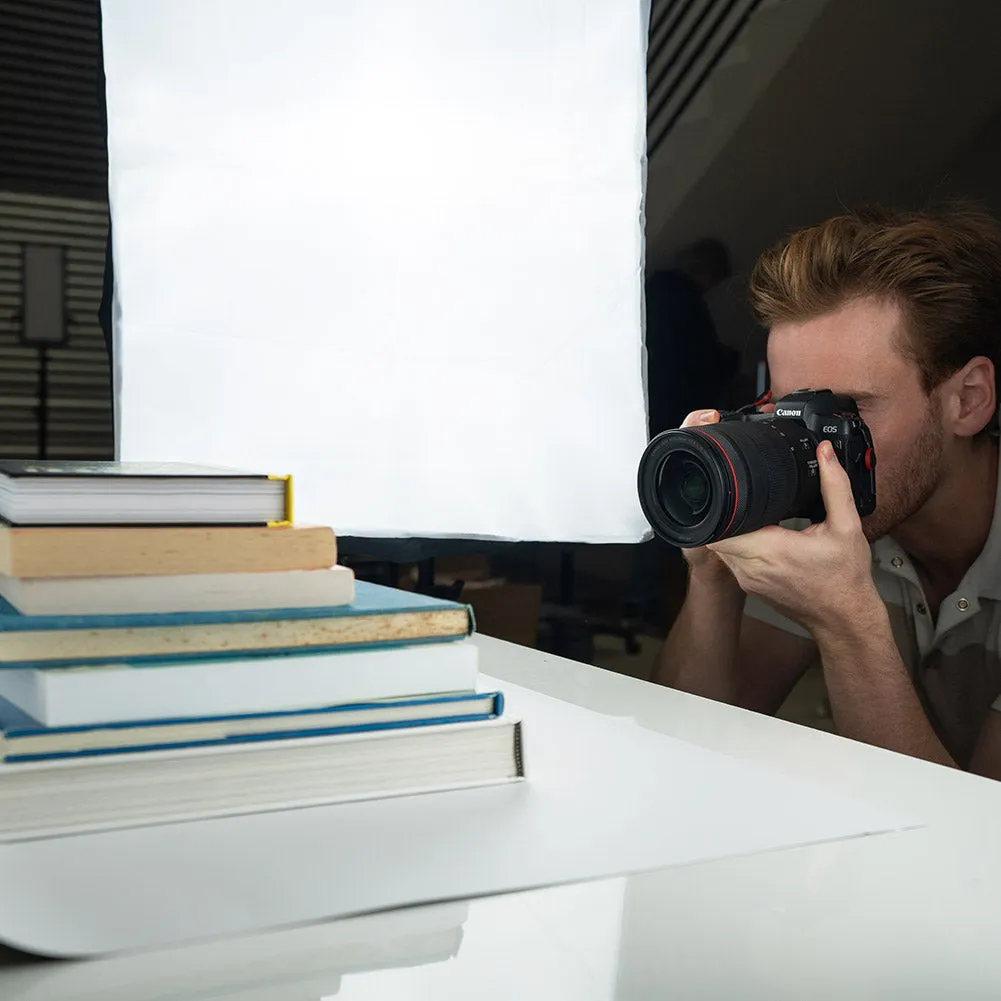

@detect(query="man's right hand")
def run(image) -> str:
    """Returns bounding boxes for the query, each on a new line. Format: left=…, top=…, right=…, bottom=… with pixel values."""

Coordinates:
left=678, top=409, right=733, bottom=584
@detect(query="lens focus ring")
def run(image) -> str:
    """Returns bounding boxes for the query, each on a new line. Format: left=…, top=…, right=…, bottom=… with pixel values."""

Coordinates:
left=637, top=419, right=820, bottom=546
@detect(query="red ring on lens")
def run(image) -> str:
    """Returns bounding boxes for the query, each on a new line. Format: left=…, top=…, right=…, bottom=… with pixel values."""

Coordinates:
left=692, top=427, right=739, bottom=538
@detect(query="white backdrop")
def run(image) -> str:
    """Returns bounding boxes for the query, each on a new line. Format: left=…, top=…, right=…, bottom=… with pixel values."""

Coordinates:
left=103, top=0, right=651, bottom=541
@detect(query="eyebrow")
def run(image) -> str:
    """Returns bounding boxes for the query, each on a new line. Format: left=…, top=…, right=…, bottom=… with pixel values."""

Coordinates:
left=771, top=388, right=878, bottom=403
left=823, top=389, right=876, bottom=403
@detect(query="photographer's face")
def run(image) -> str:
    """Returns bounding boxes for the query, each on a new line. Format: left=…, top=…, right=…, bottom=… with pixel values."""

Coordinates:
left=767, top=296, right=945, bottom=542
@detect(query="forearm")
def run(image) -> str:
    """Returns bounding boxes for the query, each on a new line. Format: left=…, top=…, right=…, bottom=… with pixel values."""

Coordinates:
left=813, top=604, right=956, bottom=768
left=656, top=567, right=746, bottom=703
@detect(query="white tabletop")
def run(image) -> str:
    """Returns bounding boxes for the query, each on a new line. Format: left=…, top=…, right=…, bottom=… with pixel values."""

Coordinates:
left=4, top=633, right=1001, bottom=1000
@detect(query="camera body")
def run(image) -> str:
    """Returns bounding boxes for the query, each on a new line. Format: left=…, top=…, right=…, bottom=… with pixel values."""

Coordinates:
left=723, top=389, right=877, bottom=521
left=636, top=388, right=877, bottom=547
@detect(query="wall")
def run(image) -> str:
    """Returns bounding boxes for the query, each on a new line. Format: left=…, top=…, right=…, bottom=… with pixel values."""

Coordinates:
left=646, top=0, right=1001, bottom=375
left=938, top=105, right=1001, bottom=219
left=0, top=0, right=112, bottom=459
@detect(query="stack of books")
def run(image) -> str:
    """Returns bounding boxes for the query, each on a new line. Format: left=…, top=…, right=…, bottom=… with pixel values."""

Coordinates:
left=0, top=461, right=524, bottom=840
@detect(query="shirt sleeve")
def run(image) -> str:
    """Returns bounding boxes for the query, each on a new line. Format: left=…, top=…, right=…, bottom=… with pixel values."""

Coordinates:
left=743, top=594, right=813, bottom=641
left=992, top=694, right=1001, bottom=712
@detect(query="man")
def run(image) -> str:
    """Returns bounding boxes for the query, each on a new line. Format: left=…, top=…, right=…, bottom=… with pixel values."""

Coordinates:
left=656, top=204, right=1001, bottom=779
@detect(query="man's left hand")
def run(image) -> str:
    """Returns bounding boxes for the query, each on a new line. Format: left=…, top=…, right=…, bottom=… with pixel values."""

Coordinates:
left=706, top=440, right=879, bottom=633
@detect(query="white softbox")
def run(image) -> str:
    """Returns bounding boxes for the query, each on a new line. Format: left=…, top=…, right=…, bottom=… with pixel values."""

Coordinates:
left=102, top=0, right=650, bottom=542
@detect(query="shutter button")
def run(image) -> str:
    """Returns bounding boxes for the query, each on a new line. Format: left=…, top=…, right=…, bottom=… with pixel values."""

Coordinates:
left=957, top=598, right=970, bottom=612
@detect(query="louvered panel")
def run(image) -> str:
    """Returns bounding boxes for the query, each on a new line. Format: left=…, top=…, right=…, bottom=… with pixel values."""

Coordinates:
left=0, top=191, right=112, bottom=459
left=647, top=0, right=764, bottom=157
left=0, top=0, right=106, bottom=201
left=0, top=406, right=41, bottom=458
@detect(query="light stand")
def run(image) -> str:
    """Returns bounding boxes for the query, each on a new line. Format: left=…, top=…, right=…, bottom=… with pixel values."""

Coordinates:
left=19, top=243, right=68, bottom=460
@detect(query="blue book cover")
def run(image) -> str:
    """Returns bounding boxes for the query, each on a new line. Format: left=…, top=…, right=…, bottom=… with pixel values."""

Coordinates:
left=0, top=579, right=471, bottom=632
left=0, top=690, right=504, bottom=763
left=0, top=580, right=476, bottom=669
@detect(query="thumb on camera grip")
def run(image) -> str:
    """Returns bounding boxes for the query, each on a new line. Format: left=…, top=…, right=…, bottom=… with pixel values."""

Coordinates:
left=818, top=440, right=861, bottom=532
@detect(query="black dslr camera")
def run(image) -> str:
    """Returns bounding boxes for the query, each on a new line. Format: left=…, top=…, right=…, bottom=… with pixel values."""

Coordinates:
left=637, top=389, right=877, bottom=547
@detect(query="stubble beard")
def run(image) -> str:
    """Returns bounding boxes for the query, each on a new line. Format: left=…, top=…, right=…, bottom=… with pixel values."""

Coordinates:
left=859, top=406, right=945, bottom=544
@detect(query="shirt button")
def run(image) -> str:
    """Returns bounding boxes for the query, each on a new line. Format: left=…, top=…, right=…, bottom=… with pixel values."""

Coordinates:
left=891, top=557, right=904, bottom=568
left=916, top=603, right=927, bottom=615
left=957, top=598, right=970, bottom=612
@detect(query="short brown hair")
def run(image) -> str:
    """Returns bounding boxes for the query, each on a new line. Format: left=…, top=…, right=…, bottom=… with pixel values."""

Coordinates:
left=749, top=204, right=1001, bottom=399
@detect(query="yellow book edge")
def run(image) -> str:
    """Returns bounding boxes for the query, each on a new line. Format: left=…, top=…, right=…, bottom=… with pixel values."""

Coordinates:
left=266, top=473, right=294, bottom=527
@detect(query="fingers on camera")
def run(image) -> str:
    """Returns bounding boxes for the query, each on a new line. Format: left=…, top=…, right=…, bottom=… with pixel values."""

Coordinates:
left=681, top=409, right=719, bottom=428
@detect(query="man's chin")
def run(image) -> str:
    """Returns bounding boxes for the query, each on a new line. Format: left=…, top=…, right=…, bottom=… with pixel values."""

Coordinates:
left=860, top=514, right=893, bottom=544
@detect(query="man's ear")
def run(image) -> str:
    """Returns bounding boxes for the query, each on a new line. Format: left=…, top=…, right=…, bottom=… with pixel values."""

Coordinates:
left=943, top=356, right=996, bottom=437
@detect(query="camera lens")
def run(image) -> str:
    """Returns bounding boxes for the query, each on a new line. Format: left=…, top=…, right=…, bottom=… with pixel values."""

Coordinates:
left=637, top=419, right=823, bottom=547
left=659, top=453, right=711, bottom=526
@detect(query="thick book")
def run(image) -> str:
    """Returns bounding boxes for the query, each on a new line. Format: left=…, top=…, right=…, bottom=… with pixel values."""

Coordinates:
left=0, top=580, right=474, bottom=668
left=0, top=716, right=525, bottom=841
left=0, top=564, right=355, bottom=616
left=0, top=637, right=480, bottom=727
left=0, top=460, right=293, bottom=526
left=0, top=522, right=336, bottom=579
left=0, top=690, right=503, bottom=762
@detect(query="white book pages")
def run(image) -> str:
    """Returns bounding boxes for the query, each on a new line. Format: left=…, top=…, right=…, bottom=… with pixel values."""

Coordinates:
left=0, top=639, right=480, bottom=727
left=102, top=0, right=652, bottom=542
left=0, top=565, right=355, bottom=617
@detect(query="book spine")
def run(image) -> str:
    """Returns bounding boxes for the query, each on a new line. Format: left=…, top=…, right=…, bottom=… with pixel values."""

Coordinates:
left=0, top=631, right=472, bottom=669
left=3, top=710, right=501, bottom=763
left=7, top=690, right=499, bottom=735
left=267, top=474, right=294, bottom=527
